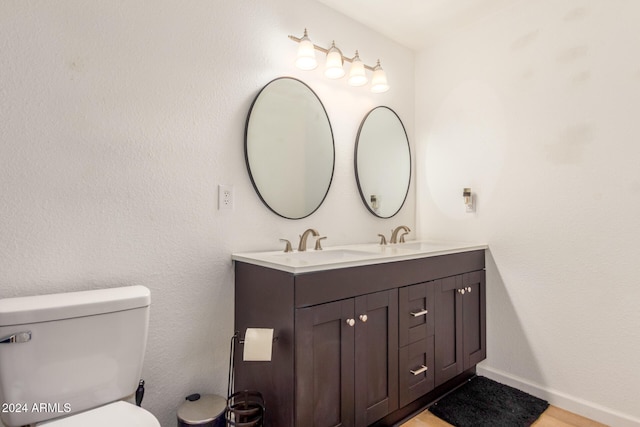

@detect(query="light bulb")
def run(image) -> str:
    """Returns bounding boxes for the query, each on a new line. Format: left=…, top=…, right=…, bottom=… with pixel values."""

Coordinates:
left=295, top=29, right=317, bottom=70
left=371, top=60, right=389, bottom=93
left=324, top=41, right=345, bottom=79
left=348, top=51, right=368, bottom=87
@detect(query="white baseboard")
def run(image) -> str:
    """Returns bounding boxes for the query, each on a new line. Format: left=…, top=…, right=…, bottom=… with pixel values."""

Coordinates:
left=477, top=365, right=640, bottom=427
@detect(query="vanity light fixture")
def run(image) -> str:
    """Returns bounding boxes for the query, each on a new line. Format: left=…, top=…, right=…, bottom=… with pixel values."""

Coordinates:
left=288, top=29, right=389, bottom=93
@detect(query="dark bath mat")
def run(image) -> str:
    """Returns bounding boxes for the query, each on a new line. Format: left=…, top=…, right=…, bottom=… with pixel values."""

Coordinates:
left=429, top=376, right=549, bottom=427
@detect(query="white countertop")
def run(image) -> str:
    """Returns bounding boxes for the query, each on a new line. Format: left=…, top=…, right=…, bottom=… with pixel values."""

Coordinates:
left=231, top=240, right=488, bottom=274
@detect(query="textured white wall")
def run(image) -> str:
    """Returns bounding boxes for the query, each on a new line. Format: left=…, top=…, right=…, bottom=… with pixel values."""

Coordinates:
left=416, top=0, right=640, bottom=425
left=0, top=1, right=414, bottom=425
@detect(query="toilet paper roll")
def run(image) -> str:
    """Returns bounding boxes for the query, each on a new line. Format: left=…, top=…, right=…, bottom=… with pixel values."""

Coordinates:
left=242, top=328, right=274, bottom=362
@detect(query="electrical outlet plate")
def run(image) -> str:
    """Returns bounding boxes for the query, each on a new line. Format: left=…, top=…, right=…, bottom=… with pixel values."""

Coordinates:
left=218, top=185, right=234, bottom=210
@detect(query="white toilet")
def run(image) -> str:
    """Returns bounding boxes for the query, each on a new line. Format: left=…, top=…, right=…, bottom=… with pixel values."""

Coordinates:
left=0, top=286, right=160, bottom=427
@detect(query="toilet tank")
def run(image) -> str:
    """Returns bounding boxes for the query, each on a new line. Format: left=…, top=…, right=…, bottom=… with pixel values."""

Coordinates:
left=0, top=286, right=151, bottom=427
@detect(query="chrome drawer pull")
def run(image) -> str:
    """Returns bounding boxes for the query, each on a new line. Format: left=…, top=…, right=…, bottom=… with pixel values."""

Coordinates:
left=410, top=309, right=428, bottom=317
left=410, top=365, right=428, bottom=376
left=0, top=331, right=31, bottom=344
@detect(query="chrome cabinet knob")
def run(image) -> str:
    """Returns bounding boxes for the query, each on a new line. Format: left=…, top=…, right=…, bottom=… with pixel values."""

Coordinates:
left=346, top=318, right=355, bottom=327
left=460, top=288, right=465, bottom=295
left=359, top=314, right=368, bottom=323
left=466, top=287, right=472, bottom=293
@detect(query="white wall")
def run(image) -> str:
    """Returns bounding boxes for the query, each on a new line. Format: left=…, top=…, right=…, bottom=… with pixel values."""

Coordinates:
left=0, top=1, right=414, bottom=425
left=416, top=0, right=640, bottom=425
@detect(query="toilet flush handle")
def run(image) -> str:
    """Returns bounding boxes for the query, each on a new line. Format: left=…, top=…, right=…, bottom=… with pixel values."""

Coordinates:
left=135, top=379, right=145, bottom=407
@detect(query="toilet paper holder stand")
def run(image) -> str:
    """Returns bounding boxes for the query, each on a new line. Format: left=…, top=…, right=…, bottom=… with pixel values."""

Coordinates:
left=227, top=330, right=274, bottom=426
left=226, top=330, right=278, bottom=411
left=227, top=329, right=278, bottom=394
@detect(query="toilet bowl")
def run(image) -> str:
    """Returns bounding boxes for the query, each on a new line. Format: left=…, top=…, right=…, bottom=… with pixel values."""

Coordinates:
left=0, top=286, right=160, bottom=427
left=38, top=401, right=158, bottom=426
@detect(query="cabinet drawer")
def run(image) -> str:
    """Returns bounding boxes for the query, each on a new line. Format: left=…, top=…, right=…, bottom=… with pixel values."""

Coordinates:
left=399, top=282, right=435, bottom=347
left=399, top=336, right=435, bottom=407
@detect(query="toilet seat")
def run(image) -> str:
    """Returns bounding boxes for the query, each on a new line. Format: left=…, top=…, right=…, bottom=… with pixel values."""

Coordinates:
left=38, top=401, right=160, bottom=427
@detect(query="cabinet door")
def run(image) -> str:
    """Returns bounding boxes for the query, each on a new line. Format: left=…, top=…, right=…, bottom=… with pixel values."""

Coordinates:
left=354, top=289, right=398, bottom=427
left=434, top=276, right=463, bottom=387
left=434, top=272, right=487, bottom=388
left=296, top=299, right=355, bottom=427
left=462, top=270, right=486, bottom=368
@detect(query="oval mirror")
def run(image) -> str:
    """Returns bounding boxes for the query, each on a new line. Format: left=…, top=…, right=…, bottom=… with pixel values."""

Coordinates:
left=245, top=78, right=335, bottom=219
left=355, top=106, right=411, bottom=218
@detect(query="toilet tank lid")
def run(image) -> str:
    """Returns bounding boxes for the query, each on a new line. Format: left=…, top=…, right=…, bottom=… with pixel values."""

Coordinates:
left=0, top=286, right=150, bottom=326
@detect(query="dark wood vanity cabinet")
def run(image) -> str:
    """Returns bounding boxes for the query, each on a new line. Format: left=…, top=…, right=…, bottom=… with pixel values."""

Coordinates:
left=295, top=298, right=355, bottom=427
left=233, top=250, right=485, bottom=427
left=434, top=271, right=486, bottom=387
left=296, top=290, right=398, bottom=427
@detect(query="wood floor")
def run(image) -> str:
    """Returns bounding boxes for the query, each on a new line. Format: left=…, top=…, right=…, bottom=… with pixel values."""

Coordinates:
left=400, top=405, right=609, bottom=427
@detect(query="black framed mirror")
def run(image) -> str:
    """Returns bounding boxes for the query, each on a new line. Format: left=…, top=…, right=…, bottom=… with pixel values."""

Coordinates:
left=245, top=77, right=335, bottom=219
left=355, top=106, right=411, bottom=218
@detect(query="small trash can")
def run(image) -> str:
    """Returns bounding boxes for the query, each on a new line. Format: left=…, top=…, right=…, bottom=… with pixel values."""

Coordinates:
left=177, top=394, right=226, bottom=427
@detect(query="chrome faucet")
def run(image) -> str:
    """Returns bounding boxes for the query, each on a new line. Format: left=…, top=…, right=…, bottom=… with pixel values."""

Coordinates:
left=390, top=225, right=411, bottom=244
left=298, top=228, right=320, bottom=251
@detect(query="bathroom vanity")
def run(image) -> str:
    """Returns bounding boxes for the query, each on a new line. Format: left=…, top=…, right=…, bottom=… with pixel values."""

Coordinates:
left=232, top=241, right=487, bottom=427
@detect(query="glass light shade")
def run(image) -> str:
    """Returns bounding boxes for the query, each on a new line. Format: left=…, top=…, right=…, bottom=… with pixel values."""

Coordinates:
left=371, top=61, right=389, bottom=93
left=348, top=52, right=368, bottom=87
left=324, top=43, right=345, bottom=79
left=295, top=35, right=317, bottom=70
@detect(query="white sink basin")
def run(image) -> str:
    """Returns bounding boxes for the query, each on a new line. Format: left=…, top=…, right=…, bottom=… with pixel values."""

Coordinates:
left=392, top=241, right=451, bottom=251
left=351, top=242, right=452, bottom=254
left=359, top=245, right=410, bottom=254
left=272, top=249, right=373, bottom=263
